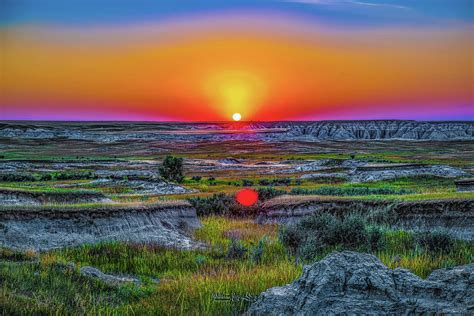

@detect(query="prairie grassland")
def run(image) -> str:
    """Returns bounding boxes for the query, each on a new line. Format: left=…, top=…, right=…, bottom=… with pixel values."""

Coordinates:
left=1, top=216, right=472, bottom=315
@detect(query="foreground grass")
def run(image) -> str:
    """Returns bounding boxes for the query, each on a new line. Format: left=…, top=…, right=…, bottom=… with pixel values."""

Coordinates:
left=1, top=216, right=473, bottom=315
left=0, top=217, right=300, bottom=315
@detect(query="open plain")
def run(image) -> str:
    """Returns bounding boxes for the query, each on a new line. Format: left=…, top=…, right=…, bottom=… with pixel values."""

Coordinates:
left=1, top=120, right=473, bottom=315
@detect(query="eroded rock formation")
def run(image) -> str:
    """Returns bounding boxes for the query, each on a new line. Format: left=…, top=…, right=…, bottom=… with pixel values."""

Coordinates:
left=0, top=201, right=202, bottom=251
left=257, top=197, right=474, bottom=239
left=1, top=121, right=473, bottom=141
left=246, top=251, right=474, bottom=315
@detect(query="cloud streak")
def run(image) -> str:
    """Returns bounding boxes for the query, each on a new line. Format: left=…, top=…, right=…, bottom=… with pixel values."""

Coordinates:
left=282, top=0, right=410, bottom=10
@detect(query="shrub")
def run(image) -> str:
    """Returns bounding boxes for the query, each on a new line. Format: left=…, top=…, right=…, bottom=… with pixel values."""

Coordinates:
left=159, top=156, right=184, bottom=183
left=280, top=212, right=368, bottom=261
left=365, top=205, right=398, bottom=226
left=39, top=173, right=53, bottom=181
left=278, top=225, right=304, bottom=256
left=194, top=255, right=206, bottom=265
left=188, top=193, right=235, bottom=216
left=191, top=176, right=202, bottom=181
left=0, top=173, right=37, bottom=182
left=242, top=179, right=254, bottom=187
left=208, top=176, right=216, bottom=182
left=250, top=237, right=267, bottom=264
left=367, top=226, right=385, bottom=252
left=258, top=179, right=270, bottom=186
left=188, top=192, right=262, bottom=217
left=257, top=187, right=285, bottom=201
left=271, top=178, right=291, bottom=186
left=226, top=238, right=248, bottom=260
left=337, top=213, right=367, bottom=248
left=415, top=231, right=455, bottom=254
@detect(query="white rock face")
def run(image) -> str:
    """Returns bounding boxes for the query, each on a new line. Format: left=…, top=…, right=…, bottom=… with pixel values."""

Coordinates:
left=0, top=204, right=202, bottom=251
left=246, top=251, right=474, bottom=315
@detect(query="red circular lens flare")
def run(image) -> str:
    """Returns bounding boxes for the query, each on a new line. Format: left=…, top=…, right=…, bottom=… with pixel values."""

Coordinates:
left=236, top=188, right=259, bottom=206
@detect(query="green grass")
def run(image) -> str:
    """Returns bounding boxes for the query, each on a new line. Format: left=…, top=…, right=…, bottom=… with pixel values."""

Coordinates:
left=1, top=216, right=472, bottom=315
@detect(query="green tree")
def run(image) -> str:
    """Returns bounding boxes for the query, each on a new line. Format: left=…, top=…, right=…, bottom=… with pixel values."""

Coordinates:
left=159, top=156, right=184, bottom=183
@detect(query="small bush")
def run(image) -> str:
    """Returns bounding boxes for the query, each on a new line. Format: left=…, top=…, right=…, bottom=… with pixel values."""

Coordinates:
left=271, top=178, right=291, bottom=186
left=257, top=187, right=286, bottom=201
left=39, top=173, right=53, bottom=181
left=242, top=179, right=254, bottom=187
left=367, top=226, right=385, bottom=252
left=415, top=231, right=455, bottom=254
left=337, top=214, right=367, bottom=248
left=191, top=176, right=202, bottom=181
left=189, top=193, right=234, bottom=216
left=250, top=237, right=267, bottom=264
left=159, top=156, right=184, bottom=183
left=226, top=238, right=248, bottom=260
left=280, top=212, right=368, bottom=261
left=0, top=173, right=37, bottom=182
left=194, top=255, right=206, bottom=265
left=365, top=205, right=398, bottom=225
left=208, top=176, right=216, bottom=182
left=258, top=179, right=270, bottom=186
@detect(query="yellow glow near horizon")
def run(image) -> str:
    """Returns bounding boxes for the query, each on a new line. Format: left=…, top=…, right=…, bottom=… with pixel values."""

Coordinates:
left=232, top=113, right=242, bottom=121
left=203, top=70, right=267, bottom=120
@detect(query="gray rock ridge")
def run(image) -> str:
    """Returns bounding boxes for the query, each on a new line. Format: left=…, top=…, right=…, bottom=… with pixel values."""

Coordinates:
left=80, top=266, right=141, bottom=285
left=349, top=164, right=467, bottom=183
left=295, top=160, right=468, bottom=182
left=246, top=251, right=474, bottom=315
left=79, top=266, right=159, bottom=286
left=1, top=121, right=473, bottom=141
left=0, top=202, right=203, bottom=251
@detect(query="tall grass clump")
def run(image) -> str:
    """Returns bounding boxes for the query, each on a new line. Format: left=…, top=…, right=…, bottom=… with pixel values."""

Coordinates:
left=279, top=211, right=473, bottom=272
left=415, top=231, right=455, bottom=254
left=279, top=212, right=373, bottom=260
left=188, top=193, right=236, bottom=216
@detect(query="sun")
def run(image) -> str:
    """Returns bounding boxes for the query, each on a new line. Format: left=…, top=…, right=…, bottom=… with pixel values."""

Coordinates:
left=232, top=113, right=242, bottom=121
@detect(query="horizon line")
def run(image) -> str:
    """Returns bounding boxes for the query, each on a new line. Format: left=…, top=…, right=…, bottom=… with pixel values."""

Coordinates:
left=1, top=119, right=473, bottom=123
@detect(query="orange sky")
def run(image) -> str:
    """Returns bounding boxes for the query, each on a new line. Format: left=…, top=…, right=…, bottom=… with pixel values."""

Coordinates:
left=1, top=15, right=473, bottom=120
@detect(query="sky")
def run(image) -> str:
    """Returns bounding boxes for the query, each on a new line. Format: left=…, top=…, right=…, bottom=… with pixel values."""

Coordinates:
left=0, top=0, right=473, bottom=121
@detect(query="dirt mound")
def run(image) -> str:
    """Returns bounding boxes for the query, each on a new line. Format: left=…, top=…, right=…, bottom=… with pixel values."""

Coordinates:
left=246, top=251, right=473, bottom=315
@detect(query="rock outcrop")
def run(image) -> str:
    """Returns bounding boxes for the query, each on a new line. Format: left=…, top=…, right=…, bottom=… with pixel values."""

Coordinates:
left=295, top=160, right=468, bottom=183
left=349, top=164, right=467, bottom=183
left=79, top=266, right=160, bottom=286
left=0, top=201, right=202, bottom=251
left=1, top=121, right=472, bottom=142
left=246, top=251, right=474, bottom=315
